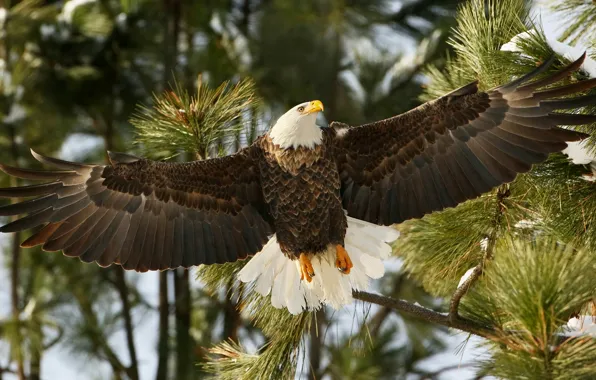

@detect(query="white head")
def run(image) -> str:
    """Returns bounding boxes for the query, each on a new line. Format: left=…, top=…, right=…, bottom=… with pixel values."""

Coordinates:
left=269, top=100, right=325, bottom=149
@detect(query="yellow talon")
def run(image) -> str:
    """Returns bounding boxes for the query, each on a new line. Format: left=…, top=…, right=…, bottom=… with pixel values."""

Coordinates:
left=299, top=253, right=315, bottom=283
left=335, top=245, right=353, bottom=274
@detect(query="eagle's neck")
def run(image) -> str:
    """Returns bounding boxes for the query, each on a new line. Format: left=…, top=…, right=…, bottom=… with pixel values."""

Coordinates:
left=269, top=120, right=323, bottom=150
left=261, top=135, right=325, bottom=175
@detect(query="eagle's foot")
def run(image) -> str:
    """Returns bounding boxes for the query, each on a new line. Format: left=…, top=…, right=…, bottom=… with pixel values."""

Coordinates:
left=299, top=253, right=315, bottom=283
left=335, top=245, right=353, bottom=274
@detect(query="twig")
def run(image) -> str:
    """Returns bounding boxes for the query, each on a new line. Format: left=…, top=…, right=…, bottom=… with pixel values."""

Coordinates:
left=352, top=290, right=496, bottom=339
left=448, top=185, right=510, bottom=322
left=449, top=263, right=485, bottom=323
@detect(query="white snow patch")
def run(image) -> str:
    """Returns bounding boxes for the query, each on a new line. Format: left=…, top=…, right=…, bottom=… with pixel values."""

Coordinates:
left=457, top=267, right=476, bottom=289
left=565, top=316, right=596, bottom=337
left=563, top=141, right=593, bottom=165
left=515, top=219, right=540, bottom=229
left=501, top=30, right=596, bottom=77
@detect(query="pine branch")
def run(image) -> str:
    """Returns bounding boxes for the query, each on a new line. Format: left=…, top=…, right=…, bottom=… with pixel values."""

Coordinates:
left=353, top=291, right=589, bottom=346
left=549, top=0, right=596, bottom=45
left=133, top=77, right=260, bottom=159
left=353, top=291, right=495, bottom=339
left=448, top=185, right=509, bottom=321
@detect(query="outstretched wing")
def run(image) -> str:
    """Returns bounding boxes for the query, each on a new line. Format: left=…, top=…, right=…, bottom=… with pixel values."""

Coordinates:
left=0, top=148, right=273, bottom=271
left=332, top=54, right=595, bottom=225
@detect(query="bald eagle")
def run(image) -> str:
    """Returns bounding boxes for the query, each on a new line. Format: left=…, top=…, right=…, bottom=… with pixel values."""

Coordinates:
left=1, top=55, right=595, bottom=314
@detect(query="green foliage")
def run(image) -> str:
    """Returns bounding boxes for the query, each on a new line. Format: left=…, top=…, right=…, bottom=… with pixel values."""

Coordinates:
left=518, top=155, right=596, bottom=252
left=462, top=239, right=596, bottom=379
left=422, top=0, right=537, bottom=101
left=68, top=1, right=114, bottom=38
left=550, top=0, right=596, bottom=45
left=204, top=293, right=311, bottom=380
left=448, top=0, right=530, bottom=87
left=412, top=0, right=596, bottom=377
left=397, top=197, right=491, bottom=296
left=133, top=78, right=260, bottom=159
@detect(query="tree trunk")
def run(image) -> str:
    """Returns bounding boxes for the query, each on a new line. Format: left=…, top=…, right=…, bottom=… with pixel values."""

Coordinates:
left=163, top=0, right=181, bottom=89
left=329, top=29, right=343, bottom=122
left=10, top=220, right=24, bottom=380
left=222, top=281, right=241, bottom=343
left=155, top=0, right=181, bottom=375
left=174, top=269, right=194, bottom=379
left=5, top=1, right=25, bottom=377
left=115, top=269, right=139, bottom=380
left=28, top=322, right=42, bottom=380
left=9, top=125, right=25, bottom=380
left=308, top=309, right=325, bottom=379
left=102, top=81, right=139, bottom=380
left=239, top=0, right=251, bottom=36
left=155, top=272, right=169, bottom=380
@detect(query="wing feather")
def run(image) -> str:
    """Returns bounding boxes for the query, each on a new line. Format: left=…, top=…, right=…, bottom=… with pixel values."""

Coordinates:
left=0, top=147, right=273, bottom=271
left=333, top=54, right=593, bottom=224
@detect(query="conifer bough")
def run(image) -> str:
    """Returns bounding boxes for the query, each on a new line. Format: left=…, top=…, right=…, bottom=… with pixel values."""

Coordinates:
left=0, top=54, right=594, bottom=315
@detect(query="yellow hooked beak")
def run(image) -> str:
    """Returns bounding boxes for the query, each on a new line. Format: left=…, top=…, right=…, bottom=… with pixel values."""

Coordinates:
left=304, top=100, right=324, bottom=114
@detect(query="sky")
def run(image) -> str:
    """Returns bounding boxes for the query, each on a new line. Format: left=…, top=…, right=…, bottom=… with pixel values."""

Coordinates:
left=0, top=1, right=582, bottom=379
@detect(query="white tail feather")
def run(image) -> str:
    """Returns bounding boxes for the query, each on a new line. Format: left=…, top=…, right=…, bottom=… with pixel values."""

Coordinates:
left=237, top=216, right=400, bottom=314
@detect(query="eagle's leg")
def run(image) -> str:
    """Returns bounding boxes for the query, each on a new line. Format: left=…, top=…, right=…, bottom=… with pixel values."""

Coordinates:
left=299, top=253, right=315, bottom=283
left=335, top=245, right=353, bottom=274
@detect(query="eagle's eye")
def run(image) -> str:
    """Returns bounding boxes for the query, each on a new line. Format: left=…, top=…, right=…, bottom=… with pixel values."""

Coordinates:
left=297, top=106, right=305, bottom=112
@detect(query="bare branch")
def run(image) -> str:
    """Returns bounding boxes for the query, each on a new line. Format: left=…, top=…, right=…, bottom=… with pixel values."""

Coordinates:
left=354, top=290, right=584, bottom=346
left=352, top=290, right=496, bottom=339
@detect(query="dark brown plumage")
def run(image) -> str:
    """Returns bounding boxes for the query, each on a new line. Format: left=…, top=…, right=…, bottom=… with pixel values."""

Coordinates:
left=334, top=54, right=594, bottom=225
left=0, top=54, right=594, bottom=273
left=0, top=150, right=273, bottom=271
left=258, top=135, right=346, bottom=257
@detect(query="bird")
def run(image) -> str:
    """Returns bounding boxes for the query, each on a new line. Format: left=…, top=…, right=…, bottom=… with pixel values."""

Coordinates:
left=1, top=55, right=595, bottom=314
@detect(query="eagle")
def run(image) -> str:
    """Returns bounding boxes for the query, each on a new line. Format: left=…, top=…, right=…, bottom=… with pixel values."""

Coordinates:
left=1, top=55, right=595, bottom=314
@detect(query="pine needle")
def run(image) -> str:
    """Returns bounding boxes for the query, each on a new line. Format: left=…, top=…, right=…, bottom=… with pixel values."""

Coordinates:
left=550, top=0, right=596, bottom=45
left=132, top=77, right=260, bottom=159
left=462, top=239, right=596, bottom=379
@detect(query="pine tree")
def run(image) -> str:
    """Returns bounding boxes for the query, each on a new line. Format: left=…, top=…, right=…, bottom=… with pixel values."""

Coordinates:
left=401, top=0, right=596, bottom=378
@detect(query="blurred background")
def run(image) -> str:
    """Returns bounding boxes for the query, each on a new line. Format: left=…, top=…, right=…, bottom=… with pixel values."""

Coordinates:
left=0, top=0, right=564, bottom=379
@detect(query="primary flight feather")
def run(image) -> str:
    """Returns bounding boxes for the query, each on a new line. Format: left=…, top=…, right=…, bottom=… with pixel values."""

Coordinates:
left=1, top=55, right=594, bottom=314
